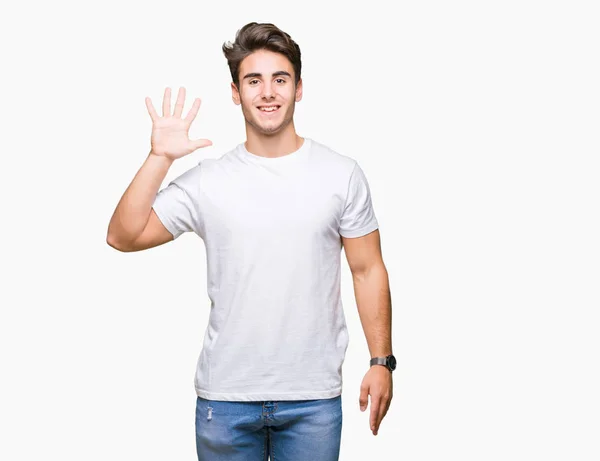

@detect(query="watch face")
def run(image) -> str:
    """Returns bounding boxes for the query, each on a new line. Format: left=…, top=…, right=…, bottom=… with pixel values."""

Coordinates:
left=388, top=355, right=397, bottom=370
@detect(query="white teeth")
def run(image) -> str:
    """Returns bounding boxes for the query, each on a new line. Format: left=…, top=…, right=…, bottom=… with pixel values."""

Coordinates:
left=259, top=106, right=279, bottom=112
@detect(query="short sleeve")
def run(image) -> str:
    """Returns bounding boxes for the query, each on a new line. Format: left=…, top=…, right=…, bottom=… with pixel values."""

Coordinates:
left=151, top=164, right=202, bottom=239
left=339, top=162, right=379, bottom=238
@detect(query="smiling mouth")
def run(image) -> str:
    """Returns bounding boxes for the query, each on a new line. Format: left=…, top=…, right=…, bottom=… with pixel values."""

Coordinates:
left=257, top=105, right=281, bottom=114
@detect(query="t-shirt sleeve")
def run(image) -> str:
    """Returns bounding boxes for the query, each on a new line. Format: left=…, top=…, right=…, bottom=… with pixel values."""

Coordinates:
left=151, top=164, right=202, bottom=240
left=339, top=162, right=379, bottom=238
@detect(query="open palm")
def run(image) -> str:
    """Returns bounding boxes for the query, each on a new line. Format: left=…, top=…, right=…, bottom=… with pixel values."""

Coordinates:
left=145, top=87, right=212, bottom=160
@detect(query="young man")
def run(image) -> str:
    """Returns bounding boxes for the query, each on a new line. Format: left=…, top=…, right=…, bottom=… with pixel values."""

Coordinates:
left=107, top=22, right=394, bottom=461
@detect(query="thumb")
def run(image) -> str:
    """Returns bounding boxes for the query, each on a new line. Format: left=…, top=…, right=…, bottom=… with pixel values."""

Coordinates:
left=359, top=385, right=369, bottom=412
left=191, top=138, right=213, bottom=150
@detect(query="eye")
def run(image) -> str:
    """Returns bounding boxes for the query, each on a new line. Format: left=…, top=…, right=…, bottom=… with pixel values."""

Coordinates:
left=276, top=78, right=286, bottom=84
left=249, top=79, right=258, bottom=85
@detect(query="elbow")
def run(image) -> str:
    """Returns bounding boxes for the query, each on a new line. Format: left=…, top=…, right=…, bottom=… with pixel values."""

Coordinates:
left=106, top=233, right=133, bottom=252
left=106, top=233, right=123, bottom=251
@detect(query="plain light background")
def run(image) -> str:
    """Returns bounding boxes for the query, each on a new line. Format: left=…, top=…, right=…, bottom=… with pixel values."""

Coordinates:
left=1, top=0, right=598, bottom=460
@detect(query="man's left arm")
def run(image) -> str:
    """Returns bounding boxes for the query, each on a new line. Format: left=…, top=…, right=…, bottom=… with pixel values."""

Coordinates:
left=342, top=228, right=393, bottom=436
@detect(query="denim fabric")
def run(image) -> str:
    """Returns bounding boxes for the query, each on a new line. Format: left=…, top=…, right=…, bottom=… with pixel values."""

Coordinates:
left=195, top=394, right=343, bottom=460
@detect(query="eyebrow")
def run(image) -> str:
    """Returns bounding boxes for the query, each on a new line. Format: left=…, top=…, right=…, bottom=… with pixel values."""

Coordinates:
left=242, top=71, right=292, bottom=80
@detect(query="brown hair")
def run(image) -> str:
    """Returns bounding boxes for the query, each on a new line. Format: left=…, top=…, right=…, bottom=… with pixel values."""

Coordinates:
left=222, top=22, right=302, bottom=89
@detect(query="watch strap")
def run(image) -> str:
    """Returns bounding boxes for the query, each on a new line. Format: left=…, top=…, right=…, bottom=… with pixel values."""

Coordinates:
left=370, top=357, right=388, bottom=367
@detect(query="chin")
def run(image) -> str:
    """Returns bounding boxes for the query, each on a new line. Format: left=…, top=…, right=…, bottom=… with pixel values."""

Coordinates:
left=258, top=125, right=284, bottom=135
left=247, top=117, right=288, bottom=135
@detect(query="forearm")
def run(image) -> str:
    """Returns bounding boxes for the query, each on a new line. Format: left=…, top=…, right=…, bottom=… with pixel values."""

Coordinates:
left=352, top=263, right=393, bottom=358
left=107, top=151, right=173, bottom=245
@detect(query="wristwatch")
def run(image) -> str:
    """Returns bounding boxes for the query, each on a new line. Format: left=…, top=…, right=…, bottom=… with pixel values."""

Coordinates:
left=370, top=354, right=397, bottom=372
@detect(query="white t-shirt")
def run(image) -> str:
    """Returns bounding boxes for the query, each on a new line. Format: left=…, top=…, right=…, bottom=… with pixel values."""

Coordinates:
left=152, top=137, right=378, bottom=401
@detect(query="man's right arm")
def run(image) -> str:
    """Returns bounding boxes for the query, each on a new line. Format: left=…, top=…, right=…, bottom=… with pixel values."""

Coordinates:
left=106, top=151, right=175, bottom=252
left=107, top=87, right=212, bottom=251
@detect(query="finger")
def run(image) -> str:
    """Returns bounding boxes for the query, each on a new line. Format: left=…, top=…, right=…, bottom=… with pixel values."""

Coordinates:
left=370, top=396, right=380, bottom=433
left=384, top=393, right=393, bottom=418
left=173, top=87, right=186, bottom=118
left=162, top=87, right=171, bottom=117
left=185, top=98, right=202, bottom=124
left=145, top=97, right=158, bottom=123
left=381, top=398, right=391, bottom=420
left=192, top=138, right=213, bottom=149
left=374, top=397, right=389, bottom=435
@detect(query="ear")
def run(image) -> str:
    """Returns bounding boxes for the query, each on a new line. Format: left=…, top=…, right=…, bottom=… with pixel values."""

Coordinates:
left=295, top=78, right=303, bottom=102
left=231, top=82, right=241, bottom=105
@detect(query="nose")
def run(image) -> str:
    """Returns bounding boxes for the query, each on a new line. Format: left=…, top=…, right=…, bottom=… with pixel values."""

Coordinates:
left=261, top=81, right=275, bottom=99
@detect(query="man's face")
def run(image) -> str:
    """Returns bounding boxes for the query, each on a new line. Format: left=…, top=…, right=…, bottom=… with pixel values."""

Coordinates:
left=232, top=49, right=302, bottom=135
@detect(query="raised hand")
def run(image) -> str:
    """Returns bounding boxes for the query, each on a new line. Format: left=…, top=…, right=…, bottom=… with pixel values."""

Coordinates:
left=145, top=87, right=213, bottom=161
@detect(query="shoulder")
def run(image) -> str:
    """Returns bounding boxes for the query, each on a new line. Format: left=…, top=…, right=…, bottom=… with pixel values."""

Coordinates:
left=307, top=138, right=357, bottom=176
left=175, top=145, right=238, bottom=180
left=162, top=145, right=235, bottom=198
left=197, top=145, right=242, bottom=175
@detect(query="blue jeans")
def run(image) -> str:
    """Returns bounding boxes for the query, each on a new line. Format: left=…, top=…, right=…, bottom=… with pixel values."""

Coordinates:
left=195, top=394, right=343, bottom=460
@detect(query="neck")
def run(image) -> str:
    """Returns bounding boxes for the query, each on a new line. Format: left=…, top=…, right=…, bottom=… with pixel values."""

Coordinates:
left=244, top=122, right=303, bottom=158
